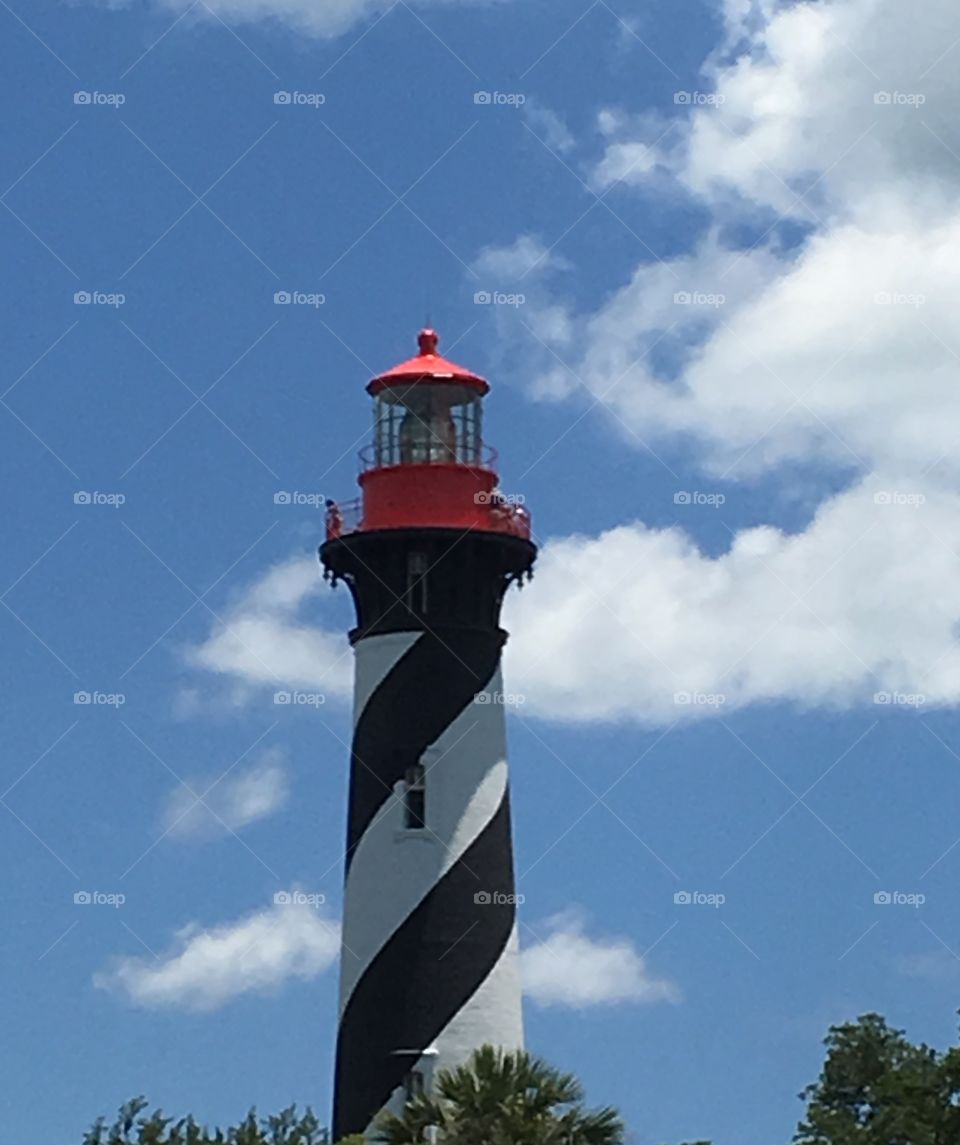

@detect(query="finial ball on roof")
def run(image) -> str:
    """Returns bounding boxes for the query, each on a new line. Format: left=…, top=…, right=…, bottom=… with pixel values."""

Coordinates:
left=418, top=328, right=439, bottom=356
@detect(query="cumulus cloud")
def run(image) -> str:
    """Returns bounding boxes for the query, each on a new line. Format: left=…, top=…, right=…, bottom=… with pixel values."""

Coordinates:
left=503, top=477, right=960, bottom=723
left=182, top=474, right=960, bottom=726
left=458, top=0, right=960, bottom=723
left=186, top=555, right=352, bottom=703
left=95, top=896, right=339, bottom=1010
left=523, top=103, right=576, bottom=155
left=522, top=914, right=678, bottom=1008
left=520, top=0, right=960, bottom=478
left=176, top=1, right=960, bottom=729
left=162, top=748, right=290, bottom=838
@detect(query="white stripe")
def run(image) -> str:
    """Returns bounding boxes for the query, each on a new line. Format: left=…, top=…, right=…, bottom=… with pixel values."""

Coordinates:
left=339, top=653, right=508, bottom=1011
left=352, top=630, right=421, bottom=726
left=434, top=920, right=524, bottom=1060
left=370, top=925, right=524, bottom=1139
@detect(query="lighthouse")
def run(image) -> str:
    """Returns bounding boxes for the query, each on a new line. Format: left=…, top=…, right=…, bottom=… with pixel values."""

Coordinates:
left=320, top=328, right=536, bottom=1140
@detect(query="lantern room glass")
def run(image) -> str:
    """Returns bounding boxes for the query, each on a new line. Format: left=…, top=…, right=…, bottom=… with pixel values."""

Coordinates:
left=373, top=383, right=484, bottom=467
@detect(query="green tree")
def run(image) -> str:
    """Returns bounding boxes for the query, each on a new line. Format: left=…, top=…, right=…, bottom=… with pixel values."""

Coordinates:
left=375, top=1044, right=624, bottom=1145
left=794, top=1012, right=960, bottom=1145
left=82, top=1098, right=360, bottom=1145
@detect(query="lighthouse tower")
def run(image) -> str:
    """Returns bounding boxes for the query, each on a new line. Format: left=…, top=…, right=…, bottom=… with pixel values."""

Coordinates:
left=321, top=328, right=535, bottom=1140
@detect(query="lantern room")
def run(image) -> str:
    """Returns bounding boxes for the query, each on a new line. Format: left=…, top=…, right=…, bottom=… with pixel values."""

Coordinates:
left=368, top=328, right=488, bottom=468
left=327, top=329, right=530, bottom=540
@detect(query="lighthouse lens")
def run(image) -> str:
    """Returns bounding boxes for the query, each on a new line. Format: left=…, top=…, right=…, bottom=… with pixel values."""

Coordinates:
left=372, top=383, right=483, bottom=466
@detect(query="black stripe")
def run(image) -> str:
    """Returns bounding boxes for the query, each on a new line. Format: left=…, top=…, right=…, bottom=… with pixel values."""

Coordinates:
left=333, top=790, right=517, bottom=1141
left=346, top=628, right=504, bottom=870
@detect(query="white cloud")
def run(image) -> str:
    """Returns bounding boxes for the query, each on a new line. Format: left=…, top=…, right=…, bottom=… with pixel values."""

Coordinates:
left=523, top=103, right=575, bottom=155
left=522, top=914, right=678, bottom=1008
left=529, top=0, right=960, bottom=480
left=590, top=108, right=668, bottom=191
left=186, top=555, right=352, bottom=703
left=162, top=748, right=290, bottom=838
left=460, top=0, right=960, bottom=724
left=473, top=233, right=567, bottom=282
left=504, top=478, right=960, bottom=723
left=184, top=473, right=960, bottom=727
left=175, top=5, right=960, bottom=730
left=95, top=897, right=340, bottom=1010
left=671, top=0, right=960, bottom=218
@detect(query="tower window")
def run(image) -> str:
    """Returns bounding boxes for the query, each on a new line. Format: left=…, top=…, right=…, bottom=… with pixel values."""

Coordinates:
left=404, top=763, right=426, bottom=829
left=404, top=1069, right=425, bottom=1102
left=406, top=551, right=429, bottom=614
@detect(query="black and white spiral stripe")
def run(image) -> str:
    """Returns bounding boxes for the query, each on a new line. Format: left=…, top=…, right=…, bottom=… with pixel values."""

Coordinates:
left=332, top=626, right=523, bottom=1140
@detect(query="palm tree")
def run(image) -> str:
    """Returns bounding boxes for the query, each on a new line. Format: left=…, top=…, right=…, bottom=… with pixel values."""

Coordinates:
left=376, top=1045, right=625, bottom=1145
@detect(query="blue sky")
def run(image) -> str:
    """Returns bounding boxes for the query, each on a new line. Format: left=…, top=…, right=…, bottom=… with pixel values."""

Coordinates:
left=4, top=0, right=960, bottom=1142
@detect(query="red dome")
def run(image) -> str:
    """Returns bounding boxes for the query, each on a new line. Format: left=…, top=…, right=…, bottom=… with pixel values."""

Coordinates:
left=367, top=328, right=489, bottom=397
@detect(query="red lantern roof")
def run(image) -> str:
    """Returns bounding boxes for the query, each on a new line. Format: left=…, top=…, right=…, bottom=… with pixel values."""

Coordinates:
left=367, top=328, right=490, bottom=396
